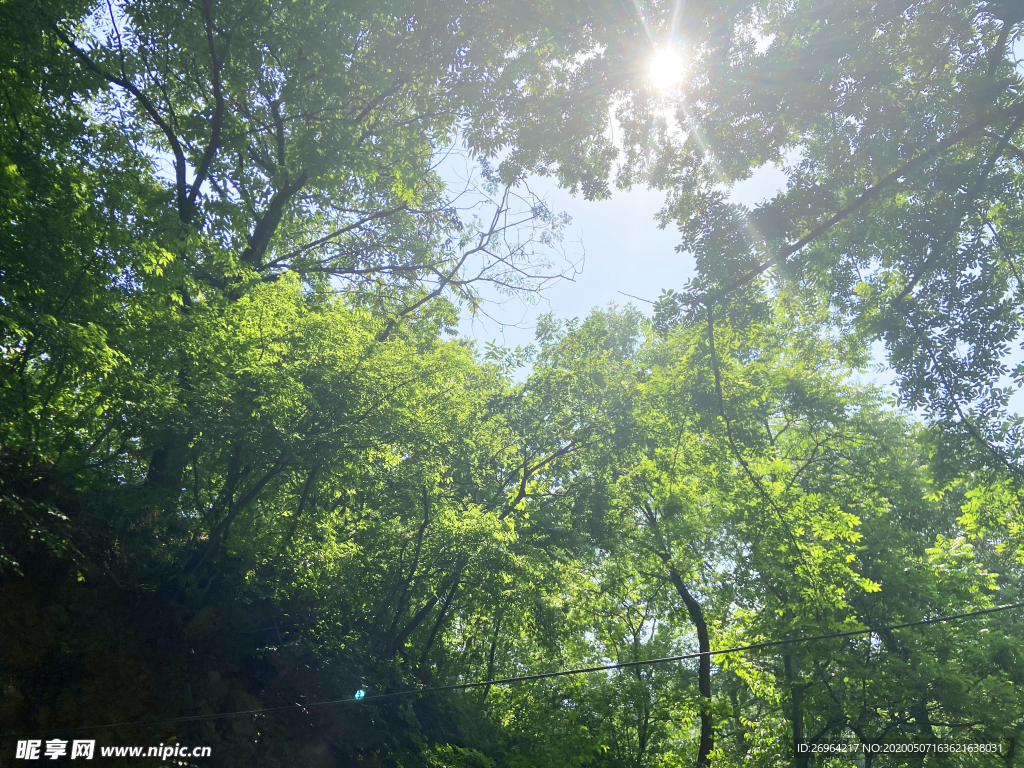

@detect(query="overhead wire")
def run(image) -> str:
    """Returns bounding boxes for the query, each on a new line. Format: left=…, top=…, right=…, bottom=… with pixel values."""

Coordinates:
left=65, top=600, right=1024, bottom=733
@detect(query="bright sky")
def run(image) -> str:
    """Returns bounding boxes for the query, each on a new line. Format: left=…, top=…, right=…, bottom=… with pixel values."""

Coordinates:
left=445, top=154, right=905, bottom=400
left=456, top=176, right=692, bottom=350
left=446, top=38, right=1024, bottom=412
left=447, top=45, right=789, bottom=349
left=451, top=158, right=785, bottom=347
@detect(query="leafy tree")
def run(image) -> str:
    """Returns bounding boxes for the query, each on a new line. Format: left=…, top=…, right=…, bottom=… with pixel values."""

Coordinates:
left=620, top=0, right=1024, bottom=483
left=497, top=306, right=1024, bottom=767
left=3, top=0, right=1024, bottom=765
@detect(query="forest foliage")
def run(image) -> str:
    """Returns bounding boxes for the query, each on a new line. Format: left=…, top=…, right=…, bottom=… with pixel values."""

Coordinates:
left=1, top=0, right=1023, bottom=765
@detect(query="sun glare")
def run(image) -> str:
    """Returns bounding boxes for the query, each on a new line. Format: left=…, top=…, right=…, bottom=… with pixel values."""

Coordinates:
left=649, top=49, right=685, bottom=93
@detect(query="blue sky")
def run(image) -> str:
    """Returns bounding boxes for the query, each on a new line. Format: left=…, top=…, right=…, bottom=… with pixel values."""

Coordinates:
left=456, top=179, right=688, bottom=348
left=452, top=159, right=789, bottom=349
left=447, top=38, right=1024, bottom=408
left=444, top=154, right=906, bottom=399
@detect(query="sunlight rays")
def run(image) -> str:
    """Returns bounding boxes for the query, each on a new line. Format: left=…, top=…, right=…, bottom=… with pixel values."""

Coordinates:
left=649, top=49, right=685, bottom=92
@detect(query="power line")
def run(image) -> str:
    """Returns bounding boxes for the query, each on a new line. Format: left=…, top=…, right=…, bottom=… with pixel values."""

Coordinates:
left=69, top=601, right=1024, bottom=732
left=617, top=290, right=655, bottom=304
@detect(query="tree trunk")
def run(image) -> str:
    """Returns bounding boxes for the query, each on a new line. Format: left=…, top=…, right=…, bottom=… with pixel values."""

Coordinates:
left=785, top=654, right=809, bottom=768
left=667, top=567, right=714, bottom=767
left=144, top=429, right=190, bottom=496
left=481, top=605, right=504, bottom=702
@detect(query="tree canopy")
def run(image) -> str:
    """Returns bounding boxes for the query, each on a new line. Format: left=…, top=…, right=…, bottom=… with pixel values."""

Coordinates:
left=1, top=0, right=1022, bottom=766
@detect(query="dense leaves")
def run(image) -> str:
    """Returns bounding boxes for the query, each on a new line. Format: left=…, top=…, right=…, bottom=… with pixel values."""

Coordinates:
left=2, top=0, right=1023, bottom=766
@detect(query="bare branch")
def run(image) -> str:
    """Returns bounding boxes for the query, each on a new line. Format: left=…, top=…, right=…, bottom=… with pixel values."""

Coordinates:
left=264, top=206, right=411, bottom=268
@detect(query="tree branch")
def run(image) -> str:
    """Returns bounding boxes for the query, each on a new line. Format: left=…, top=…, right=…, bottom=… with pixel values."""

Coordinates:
left=241, top=171, right=308, bottom=268
left=715, top=100, right=1024, bottom=302
left=183, top=0, right=230, bottom=221
left=51, top=24, right=190, bottom=218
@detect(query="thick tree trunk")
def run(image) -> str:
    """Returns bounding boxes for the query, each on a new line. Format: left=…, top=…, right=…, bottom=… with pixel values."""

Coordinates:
left=144, top=429, right=190, bottom=495
left=667, top=567, right=714, bottom=767
left=910, top=700, right=935, bottom=741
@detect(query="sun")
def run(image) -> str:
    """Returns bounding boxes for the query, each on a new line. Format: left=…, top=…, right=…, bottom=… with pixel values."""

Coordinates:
left=649, top=49, right=685, bottom=93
